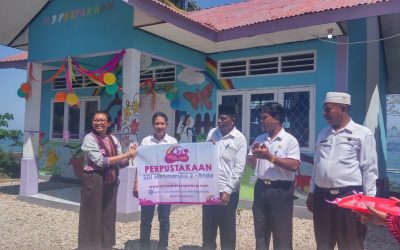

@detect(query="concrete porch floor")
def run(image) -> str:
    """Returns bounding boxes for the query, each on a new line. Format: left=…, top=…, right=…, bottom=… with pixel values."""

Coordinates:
left=17, top=184, right=312, bottom=222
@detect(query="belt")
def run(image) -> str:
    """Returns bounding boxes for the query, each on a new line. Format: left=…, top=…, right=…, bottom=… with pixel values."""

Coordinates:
left=316, top=185, right=362, bottom=195
left=257, top=178, right=293, bottom=189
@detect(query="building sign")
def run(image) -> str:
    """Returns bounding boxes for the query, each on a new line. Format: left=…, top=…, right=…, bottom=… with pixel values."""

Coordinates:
left=136, top=142, right=220, bottom=205
left=43, top=1, right=114, bottom=25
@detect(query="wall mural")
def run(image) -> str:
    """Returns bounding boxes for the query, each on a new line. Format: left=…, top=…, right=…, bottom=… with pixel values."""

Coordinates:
left=39, top=86, right=124, bottom=179
left=183, top=83, right=213, bottom=111
left=38, top=58, right=223, bottom=179
left=119, top=94, right=140, bottom=151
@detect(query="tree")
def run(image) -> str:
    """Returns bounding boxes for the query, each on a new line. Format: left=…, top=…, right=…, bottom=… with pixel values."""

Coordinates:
left=0, top=113, right=23, bottom=146
left=158, top=0, right=201, bottom=12
left=0, top=113, right=22, bottom=178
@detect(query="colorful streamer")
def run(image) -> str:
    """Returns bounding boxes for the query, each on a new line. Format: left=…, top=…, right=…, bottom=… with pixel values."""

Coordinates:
left=71, top=49, right=126, bottom=75
left=140, top=80, right=157, bottom=110
left=29, top=63, right=65, bottom=83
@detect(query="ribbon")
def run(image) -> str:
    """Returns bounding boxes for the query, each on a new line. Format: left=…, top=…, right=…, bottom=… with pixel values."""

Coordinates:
left=65, top=57, right=74, bottom=94
left=140, top=80, right=157, bottom=110
left=71, top=49, right=126, bottom=75
left=73, top=64, right=106, bottom=87
left=29, top=63, right=65, bottom=83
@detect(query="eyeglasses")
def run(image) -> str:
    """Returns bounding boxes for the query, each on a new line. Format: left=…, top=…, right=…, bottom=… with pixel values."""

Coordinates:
left=92, top=119, right=109, bottom=123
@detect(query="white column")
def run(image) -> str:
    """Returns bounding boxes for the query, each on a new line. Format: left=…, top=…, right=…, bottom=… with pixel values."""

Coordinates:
left=117, top=48, right=141, bottom=214
left=365, top=17, right=387, bottom=179
left=19, top=62, right=42, bottom=196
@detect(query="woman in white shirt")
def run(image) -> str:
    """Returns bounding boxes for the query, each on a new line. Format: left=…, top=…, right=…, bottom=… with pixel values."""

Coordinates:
left=136, top=112, right=177, bottom=250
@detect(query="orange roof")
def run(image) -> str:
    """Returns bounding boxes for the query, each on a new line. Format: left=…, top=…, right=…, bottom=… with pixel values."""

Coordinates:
left=0, top=52, right=27, bottom=62
left=154, top=0, right=387, bottom=31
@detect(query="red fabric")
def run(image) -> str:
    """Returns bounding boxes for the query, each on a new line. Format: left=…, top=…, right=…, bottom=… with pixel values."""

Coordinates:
left=386, top=214, right=400, bottom=243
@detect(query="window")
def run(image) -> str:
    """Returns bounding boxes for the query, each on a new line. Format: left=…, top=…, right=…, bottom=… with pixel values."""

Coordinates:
left=218, top=86, right=315, bottom=151
left=50, top=97, right=100, bottom=140
left=140, top=66, right=176, bottom=84
left=52, top=75, right=98, bottom=90
left=218, top=51, right=315, bottom=79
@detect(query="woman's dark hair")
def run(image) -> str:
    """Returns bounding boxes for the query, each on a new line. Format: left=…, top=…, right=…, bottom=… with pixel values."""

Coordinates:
left=260, top=102, right=285, bottom=124
left=93, top=110, right=112, bottom=122
left=91, top=110, right=112, bottom=135
left=152, top=112, right=168, bottom=124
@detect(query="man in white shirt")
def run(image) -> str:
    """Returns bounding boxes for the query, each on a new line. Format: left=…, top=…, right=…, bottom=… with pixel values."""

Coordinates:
left=202, top=105, right=247, bottom=250
left=306, top=92, right=378, bottom=250
left=247, top=102, right=300, bottom=250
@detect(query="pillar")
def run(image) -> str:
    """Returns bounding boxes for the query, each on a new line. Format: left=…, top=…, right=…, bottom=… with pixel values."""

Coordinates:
left=117, top=48, right=141, bottom=214
left=19, top=62, right=42, bottom=196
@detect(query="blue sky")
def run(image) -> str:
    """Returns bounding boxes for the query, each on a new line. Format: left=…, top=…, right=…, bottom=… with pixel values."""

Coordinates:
left=0, top=45, right=26, bottom=130
left=197, top=0, right=242, bottom=8
left=0, top=0, right=242, bottom=131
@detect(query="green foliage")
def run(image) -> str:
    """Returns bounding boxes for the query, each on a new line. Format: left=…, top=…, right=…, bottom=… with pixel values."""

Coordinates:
left=0, top=113, right=23, bottom=144
left=0, top=148, right=20, bottom=178
left=0, top=113, right=22, bottom=178
left=157, top=0, right=201, bottom=11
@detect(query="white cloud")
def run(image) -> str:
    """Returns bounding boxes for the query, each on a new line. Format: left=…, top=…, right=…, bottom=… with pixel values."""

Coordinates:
left=140, top=54, right=152, bottom=70
left=177, top=68, right=205, bottom=85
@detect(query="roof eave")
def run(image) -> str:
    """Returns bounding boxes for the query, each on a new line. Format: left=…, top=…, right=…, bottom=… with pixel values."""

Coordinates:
left=124, top=0, right=217, bottom=41
left=126, top=0, right=400, bottom=43
left=0, top=60, right=27, bottom=70
left=217, top=0, right=400, bottom=42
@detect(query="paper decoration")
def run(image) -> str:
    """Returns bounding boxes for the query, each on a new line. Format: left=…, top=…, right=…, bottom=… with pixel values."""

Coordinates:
left=66, top=93, right=79, bottom=106
left=170, top=100, right=180, bottom=110
left=105, top=83, right=118, bottom=95
left=166, top=91, right=176, bottom=101
left=17, top=88, right=26, bottom=98
left=140, top=80, right=157, bottom=110
left=103, top=72, right=116, bottom=85
left=17, top=82, right=31, bottom=99
left=29, top=63, right=65, bottom=83
left=54, top=92, right=67, bottom=102
left=20, top=83, right=31, bottom=93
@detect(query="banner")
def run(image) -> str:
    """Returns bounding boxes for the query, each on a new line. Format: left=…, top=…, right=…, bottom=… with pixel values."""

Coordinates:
left=136, top=142, right=220, bottom=205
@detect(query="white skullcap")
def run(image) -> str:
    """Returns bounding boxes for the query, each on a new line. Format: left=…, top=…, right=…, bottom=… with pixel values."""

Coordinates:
left=324, top=92, right=351, bottom=105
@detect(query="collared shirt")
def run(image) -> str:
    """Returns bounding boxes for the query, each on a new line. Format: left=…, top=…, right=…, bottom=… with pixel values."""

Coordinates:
left=251, top=128, right=300, bottom=181
left=310, top=119, right=378, bottom=196
left=81, top=133, right=123, bottom=171
left=141, top=133, right=178, bottom=146
left=207, top=127, right=247, bottom=194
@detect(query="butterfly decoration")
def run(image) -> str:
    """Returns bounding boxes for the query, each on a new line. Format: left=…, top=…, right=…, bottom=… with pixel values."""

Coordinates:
left=183, top=83, right=213, bottom=110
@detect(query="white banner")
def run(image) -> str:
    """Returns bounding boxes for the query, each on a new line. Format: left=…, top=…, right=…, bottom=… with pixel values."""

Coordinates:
left=136, top=142, right=220, bottom=205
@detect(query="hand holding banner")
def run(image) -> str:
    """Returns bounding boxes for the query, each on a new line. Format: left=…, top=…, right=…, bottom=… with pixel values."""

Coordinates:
left=135, top=142, right=220, bottom=205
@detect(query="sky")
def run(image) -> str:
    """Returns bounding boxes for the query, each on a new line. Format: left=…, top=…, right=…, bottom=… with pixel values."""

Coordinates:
left=0, top=45, right=26, bottom=130
left=0, top=0, right=243, bottom=131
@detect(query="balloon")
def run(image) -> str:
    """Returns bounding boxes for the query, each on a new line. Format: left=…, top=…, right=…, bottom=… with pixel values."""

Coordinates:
left=66, top=93, right=79, bottom=106
left=103, top=72, right=116, bottom=85
left=105, top=83, right=118, bottom=95
left=20, top=83, right=31, bottom=94
left=164, top=83, right=173, bottom=92
left=170, top=100, right=179, bottom=110
left=17, top=88, right=26, bottom=98
left=54, top=92, right=67, bottom=102
left=165, top=91, right=176, bottom=101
